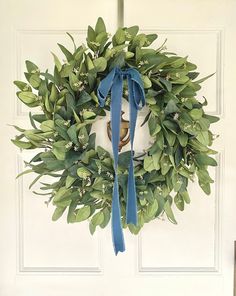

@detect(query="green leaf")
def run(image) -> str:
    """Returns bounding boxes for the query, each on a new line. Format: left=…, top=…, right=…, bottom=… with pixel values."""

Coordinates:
left=204, top=114, right=220, bottom=124
left=92, top=211, right=104, bottom=226
left=74, top=46, right=87, bottom=62
left=90, top=190, right=111, bottom=200
left=172, top=75, right=189, bottom=85
left=174, top=193, right=184, bottom=211
left=164, top=200, right=177, bottom=224
left=196, top=131, right=209, bottom=146
left=189, top=108, right=203, bottom=120
left=16, top=169, right=33, bottom=179
left=109, top=52, right=125, bottom=70
left=194, top=73, right=215, bottom=84
left=170, top=56, right=187, bottom=68
left=40, top=120, right=54, bottom=132
left=114, top=28, right=126, bottom=45
left=159, top=77, right=172, bottom=92
left=197, top=117, right=210, bottom=130
left=144, top=155, right=155, bottom=172
left=10, top=124, right=25, bottom=133
left=57, top=43, right=74, bottom=61
left=89, top=222, right=96, bottom=235
left=145, top=34, right=158, bottom=46
left=29, top=74, right=41, bottom=88
left=49, top=84, right=58, bottom=102
left=77, top=91, right=92, bottom=106
left=180, top=191, right=190, bottom=204
left=29, top=112, right=37, bottom=129
left=154, top=131, right=164, bottom=150
left=66, top=32, right=76, bottom=51
left=11, top=139, right=32, bottom=149
left=40, top=151, right=65, bottom=171
left=51, top=52, right=62, bottom=71
left=146, top=199, right=158, bottom=219
left=81, top=149, right=96, bottom=164
left=44, top=93, right=53, bottom=112
left=60, top=63, right=74, bottom=77
left=165, top=100, right=179, bottom=114
left=125, top=51, right=134, bottom=59
left=100, top=208, right=111, bottom=228
left=164, top=130, right=176, bottom=147
left=67, top=200, right=77, bottom=223
left=97, top=146, right=110, bottom=159
left=177, top=132, right=188, bottom=147
left=152, top=150, right=162, bottom=170
left=83, top=111, right=96, bottom=120
left=65, top=175, right=76, bottom=188
left=78, top=127, right=89, bottom=145
left=126, top=26, right=139, bottom=39
left=25, top=60, right=39, bottom=73
left=172, top=84, right=187, bottom=95
left=86, top=55, right=95, bottom=71
left=87, top=25, right=96, bottom=42
left=93, top=57, right=107, bottom=72
left=76, top=206, right=91, bottom=222
left=14, top=80, right=31, bottom=91
left=52, top=207, right=66, bottom=221
left=77, top=167, right=91, bottom=179
left=148, top=114, right=161, bottom=136
left=52, top=141, right=67, bottom=160
left=95, top=17, right=106, bottom=34
left=197, top=169, right=214, bottom=184
left=199, top=182, right=211, bottom=195
left=141, top=75, right=152, bottom=89
left=128, top=223, right=141, bottom=235
left=189, top=138, right=208, bottom=152
left=163, top=120, right=178, bottom=134
left=160, top=155, right=172, bottom=175
left=195, top=154, right=217, bottom=167
left=172, top=172, right=182, bottom=192
left=53, top=187, right=69, bottom=203
left=29, top=174, right=44, bottom=189
left=17, top=92, right=37, bottom=104
left=69, top=72, right=79, bottom=91
left=67, top=124, right=79, bottom=145
left=40, top=72, right=56, bottom=83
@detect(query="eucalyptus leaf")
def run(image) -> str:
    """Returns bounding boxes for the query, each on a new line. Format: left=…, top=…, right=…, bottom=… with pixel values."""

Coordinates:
left=94, top=57, right=107, bottom=72
left=76, top=206, right=91, bottom=222
left=95, top=17, right=106, bottom=34
left=17, top=92, right=37, bottom=104
left=52, top=207, right=66, bottom=221
left=77, top=167, right=91, bottom=179
left=164, top=200, right=177, bottom=224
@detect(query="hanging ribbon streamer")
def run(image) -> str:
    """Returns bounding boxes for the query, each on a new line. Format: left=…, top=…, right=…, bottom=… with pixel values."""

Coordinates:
left=97, top=67, right=145, bottom=255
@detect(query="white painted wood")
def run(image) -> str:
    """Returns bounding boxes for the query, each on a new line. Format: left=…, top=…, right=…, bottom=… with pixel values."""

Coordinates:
left=124, top=1, right=234, bottom=296
left=0, top=0, right=235, bottom=295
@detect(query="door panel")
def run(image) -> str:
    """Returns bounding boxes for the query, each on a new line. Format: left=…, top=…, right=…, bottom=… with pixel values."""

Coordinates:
left=124, top=1, right=233, bottom=295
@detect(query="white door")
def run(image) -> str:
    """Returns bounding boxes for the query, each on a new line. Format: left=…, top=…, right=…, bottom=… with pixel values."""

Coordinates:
left=0, top=0, right=235, bottom=295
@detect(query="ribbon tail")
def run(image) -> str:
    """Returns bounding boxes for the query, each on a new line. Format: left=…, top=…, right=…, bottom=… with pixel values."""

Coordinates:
left=126, top=156, right=138, bottom=225
left=126, top=75, right=138, bottom=226
left=110, top=70, right=125, bottom=255
left=112, top=175, right=125, bottom=255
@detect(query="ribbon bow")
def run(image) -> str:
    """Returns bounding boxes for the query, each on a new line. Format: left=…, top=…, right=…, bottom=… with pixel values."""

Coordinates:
left=97, top=67, right=145, bottom=254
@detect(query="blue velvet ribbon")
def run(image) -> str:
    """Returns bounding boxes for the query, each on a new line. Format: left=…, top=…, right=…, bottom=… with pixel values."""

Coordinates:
left=97, top=67, right=145, bottom=255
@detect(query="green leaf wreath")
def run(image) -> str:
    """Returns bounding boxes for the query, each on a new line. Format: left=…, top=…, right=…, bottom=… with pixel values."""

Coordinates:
left=12, top=17, right=219, bottom=235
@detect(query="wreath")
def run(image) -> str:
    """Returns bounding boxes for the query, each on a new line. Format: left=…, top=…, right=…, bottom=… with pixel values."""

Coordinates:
left=12, top=17, right=219, bottom=254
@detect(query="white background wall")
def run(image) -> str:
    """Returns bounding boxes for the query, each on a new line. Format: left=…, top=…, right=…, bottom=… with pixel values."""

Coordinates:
left=0, top=0, right=235, bottom=295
